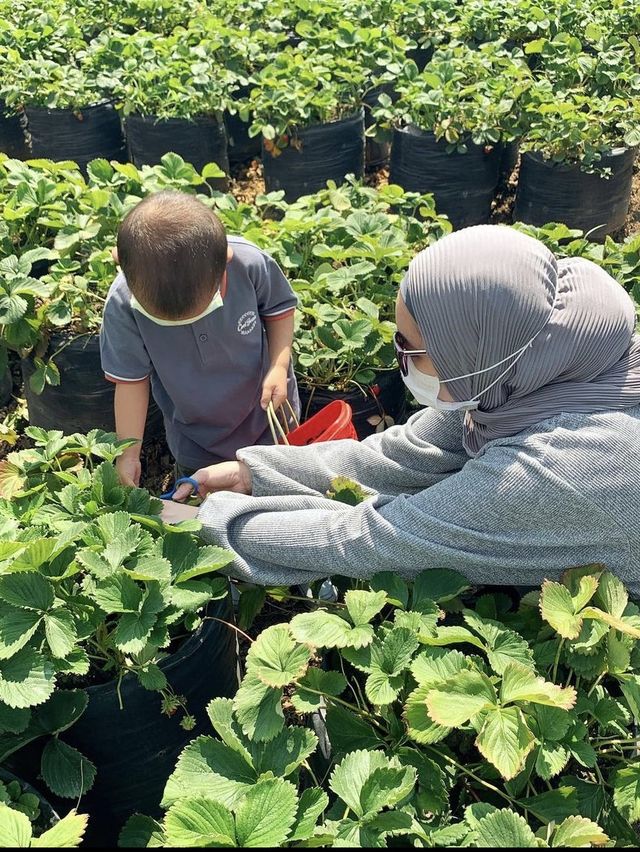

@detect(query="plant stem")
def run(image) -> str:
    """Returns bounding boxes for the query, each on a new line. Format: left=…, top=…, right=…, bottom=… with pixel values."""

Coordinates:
left=424, top=747, right=516, bottom=808
left=587, top=673, right=605, bottom=698
left=552, top=638, right=564, bottom=682
left=203, top=615, right=254, bottom=645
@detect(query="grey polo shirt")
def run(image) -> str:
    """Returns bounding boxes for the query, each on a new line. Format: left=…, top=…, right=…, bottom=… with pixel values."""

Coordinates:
left=100, top=236, right=299, bottom=469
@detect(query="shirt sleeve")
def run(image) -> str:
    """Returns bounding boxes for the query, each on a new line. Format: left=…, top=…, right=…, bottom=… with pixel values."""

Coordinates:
left=197, top=438, right=628, bottom=588
left=236, top=408, right=468, bottom=498
left=100, top=280, right=152, bottom=383
left=250, top=250, right=298, bottom=321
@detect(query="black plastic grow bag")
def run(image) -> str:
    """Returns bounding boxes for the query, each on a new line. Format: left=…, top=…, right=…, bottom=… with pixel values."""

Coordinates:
left=262, top=110, right=365, bottom=202
left=20, top=333, right=163, bottom=438
left=389, top=124, right=503, bottom=229
left=225, top=86, right=261, bottom=167
left=514, top=148, right=637, bottom=240
left=24, top=103, right=126, bottom=173
left=125, top=113, right=229, bottom=188
left=0, top=365, right=12, bottom=407
left=363, top=86, right=394, bottom=170
left=0, top=101, right=28, bottom=159
left=298, top=369, right=407, bottom=440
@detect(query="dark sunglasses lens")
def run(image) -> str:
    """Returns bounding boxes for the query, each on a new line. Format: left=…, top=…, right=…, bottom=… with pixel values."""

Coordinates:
left=394, top=333, right=408, bottom=376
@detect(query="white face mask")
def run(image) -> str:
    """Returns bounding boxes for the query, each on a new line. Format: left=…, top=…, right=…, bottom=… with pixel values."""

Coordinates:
left=402, top=331, right=542, bottom=411
left=403, top=358, right=478, bottom=411
left=130, top=289, right=223, bottom=326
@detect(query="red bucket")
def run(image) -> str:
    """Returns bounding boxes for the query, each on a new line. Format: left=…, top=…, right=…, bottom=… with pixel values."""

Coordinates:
left=284, top=400, right=358, bottom=446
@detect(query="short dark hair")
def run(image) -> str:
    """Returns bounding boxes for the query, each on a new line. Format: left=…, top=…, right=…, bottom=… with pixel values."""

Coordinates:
left=117, top=191, right=228, bottom=319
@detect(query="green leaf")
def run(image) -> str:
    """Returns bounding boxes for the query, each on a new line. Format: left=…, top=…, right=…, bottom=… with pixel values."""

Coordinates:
left=412, top=568, right=471, bottom=604
left=41, top=738, right=96, bottom=798
left=405, top=684, right=451, bottom=744
left=593, top=571, right=628, bottom=618
left=0, top=802, right=32, bottom=846
left=411, top=648, right=471, bottom=687
left=289, top=788, right=328, bottom=843
left=534, top=705, right=572, bottom=741
left=234, top=778, right=298, bottom=847
left=290, top=610, right=369, bottom=649
left=103, top=527, right=140, bottom=569
left=245, top=624, right=310, bottom=688
left=33, top=810, right=88, bottom=847
left=236, top=584, right=266, bottom=631
left=500, top=663, right=576, bottom=710
left=540, top=578, right=597, bottom=639
left=201, top=163, right=226, bottom=179
left=369, top=572, right=409, bottom=609
left=521, top=786, right=580, bottom=825
left=233, top=672, right=283, bottom=742
left=44, top=609, right=77, bottom=658
left=113, top=584, right=164, bottom=653
left=329, top=750, right=391, bottom=817
left=344, top=590, right=387, bottom=625
left=162, top=736, right=255, bottom=810
left=118, top=814, right=165, bottom=848
left=474, top=809, right=537, bottom=847
left=137, top=664, right=168, bottom=692
left=164, top=798, right=236, bottom=847
left=551, top=816, right=608, bottom=847
left=613, top=762, right=640, bottom=823
left=0, top=606, right=43, bottom=659
left=0, top=703, right=31, bottom=734
left=291, top=668, right=346, bottom=713
left=535, top=742, right=570, bottom=780
left=426, top=670, right=497, bottom=726
left=324, top=702, right=382, bottom=755
left=250, top=726, right=317, bottom=778
left=175, top=546, right=234, bottom=583
left=0, top=648, right=56, bottom=708
left=92, top=574, right=143, bottom=614
left=359, top=764, right=416, bottom=816
left=0, top=572, right=54, bottom=612
left=476, top=706, right=536, bottom=781
left=205, top=698, right=252, bottom=765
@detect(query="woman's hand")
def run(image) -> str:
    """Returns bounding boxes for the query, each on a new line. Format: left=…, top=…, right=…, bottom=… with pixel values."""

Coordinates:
left=172, top=461, right=252, bottom=501
left=161, top=501, right=199, bottom=524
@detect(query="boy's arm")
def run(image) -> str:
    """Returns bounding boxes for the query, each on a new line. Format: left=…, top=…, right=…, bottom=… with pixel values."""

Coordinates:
left=260, top=312, right=294, bottom=410
left=114, top=379, right=150, bottom=486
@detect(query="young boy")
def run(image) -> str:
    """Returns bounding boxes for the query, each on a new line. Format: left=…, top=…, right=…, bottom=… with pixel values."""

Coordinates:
left=100, top=190, right=299, bottom=486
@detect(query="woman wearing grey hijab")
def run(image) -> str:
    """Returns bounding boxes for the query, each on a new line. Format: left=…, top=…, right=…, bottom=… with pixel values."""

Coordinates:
left=162, top=225, right=640, bottom=593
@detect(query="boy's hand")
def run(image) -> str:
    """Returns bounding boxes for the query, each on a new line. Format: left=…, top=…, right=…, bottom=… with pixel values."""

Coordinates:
left=116, top=453, right=141, bottom=487
left=261, top=364, right=288, bottom=410
left=161, top=501, right=199, bottom=525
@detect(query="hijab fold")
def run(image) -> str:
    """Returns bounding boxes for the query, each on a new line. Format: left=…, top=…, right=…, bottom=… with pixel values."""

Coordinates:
left=401, top=225, right=640, bottom=455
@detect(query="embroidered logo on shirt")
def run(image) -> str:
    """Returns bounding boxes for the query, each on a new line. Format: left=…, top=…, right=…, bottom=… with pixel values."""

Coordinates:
left=237, top=311, right=257, bottom=335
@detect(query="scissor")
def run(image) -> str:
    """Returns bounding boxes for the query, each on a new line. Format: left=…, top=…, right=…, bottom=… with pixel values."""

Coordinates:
left=160, top=476, right=200, bottom=501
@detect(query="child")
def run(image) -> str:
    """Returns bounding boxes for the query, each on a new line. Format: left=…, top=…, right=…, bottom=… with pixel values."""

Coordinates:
left=100, top=190, right=299, bottom=487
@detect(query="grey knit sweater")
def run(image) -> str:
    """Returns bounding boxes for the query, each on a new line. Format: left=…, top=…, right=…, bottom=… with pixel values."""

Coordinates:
left=197, top=405, right=640, bottom=594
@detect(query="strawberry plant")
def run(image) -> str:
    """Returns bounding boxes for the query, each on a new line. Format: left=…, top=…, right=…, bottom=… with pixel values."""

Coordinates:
left=122, top=557, right=640, bottom=847
left=0, top=803, right=87, bottom=847
left=372, top=41, right=532, bottom=151
left=0, top=428, right=234, bottom=800
left=0, top=772, right=88, bottom=847
left=518, top=80, right=640, bottom=170
left=245, top=47, right=366, bottom=152
left=90, top=29, right=240, bottom=120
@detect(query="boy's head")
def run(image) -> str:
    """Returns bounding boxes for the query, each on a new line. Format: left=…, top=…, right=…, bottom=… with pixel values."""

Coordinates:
left=117, top=191, right=229, bottom=321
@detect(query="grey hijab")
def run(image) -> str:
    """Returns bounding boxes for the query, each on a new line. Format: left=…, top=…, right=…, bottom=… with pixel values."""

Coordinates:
left=400, top=225, right=640, bottom=455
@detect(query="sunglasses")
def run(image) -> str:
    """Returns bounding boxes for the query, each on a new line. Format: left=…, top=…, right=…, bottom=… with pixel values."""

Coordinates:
left=394, top=331, right=429, bottom=377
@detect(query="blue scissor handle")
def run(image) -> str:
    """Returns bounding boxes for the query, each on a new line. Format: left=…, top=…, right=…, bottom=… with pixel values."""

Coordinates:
left=160, top=476, right=200, bottom=501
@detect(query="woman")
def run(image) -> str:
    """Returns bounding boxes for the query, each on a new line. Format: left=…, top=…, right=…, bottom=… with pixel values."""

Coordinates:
left=162, top=225, right=640, bottom=593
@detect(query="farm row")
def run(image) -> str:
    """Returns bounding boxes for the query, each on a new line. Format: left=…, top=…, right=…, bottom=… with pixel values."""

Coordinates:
left=1, top=153, right=639, bottom=441
left=0, top=0, right=639, bottom=235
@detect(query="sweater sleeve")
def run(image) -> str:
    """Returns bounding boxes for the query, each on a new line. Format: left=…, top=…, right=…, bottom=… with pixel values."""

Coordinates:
left=197, top=436, right=628, bottom=588
left=235, top=407, right=468, bottom=499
